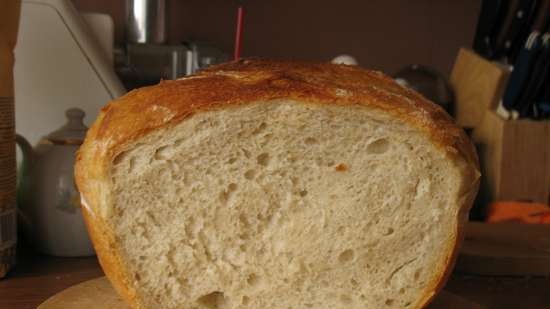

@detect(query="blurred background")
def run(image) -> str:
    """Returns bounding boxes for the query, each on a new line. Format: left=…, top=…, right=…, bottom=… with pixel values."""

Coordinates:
left=1, top=1, right=550, bottom=309
left=72, top=0, right=479, bottom=75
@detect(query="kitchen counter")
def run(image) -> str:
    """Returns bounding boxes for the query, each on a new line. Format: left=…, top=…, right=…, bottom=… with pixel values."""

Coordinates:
left=1, top=249, right=549, bottom=309
left=0, top=249, right=102, bottom=309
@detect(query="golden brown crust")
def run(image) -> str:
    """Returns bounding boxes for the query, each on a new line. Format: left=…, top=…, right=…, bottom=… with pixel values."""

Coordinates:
left=75, top=59, right=480, bottom=309
left=80, top=59, right=478, bottom=170
left=80, top=204, right=142, bottom=309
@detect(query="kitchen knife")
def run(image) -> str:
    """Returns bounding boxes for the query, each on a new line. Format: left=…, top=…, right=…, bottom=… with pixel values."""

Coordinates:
left=516, top=33, right=550, bottom=118
left=502, top=32, right=543, bottom=110
left=508, top=0, right=543, bottom=62
left=534, top=71, right=550, bottom=118
left=474, top=0, right=508, bottom=58
left=533, top=33, right=550, bottom=118
left=494, top=0, right=537, bottom=61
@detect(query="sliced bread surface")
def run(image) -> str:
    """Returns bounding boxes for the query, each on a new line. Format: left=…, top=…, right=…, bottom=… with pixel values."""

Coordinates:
left=75, top=59, right=479, bottom=309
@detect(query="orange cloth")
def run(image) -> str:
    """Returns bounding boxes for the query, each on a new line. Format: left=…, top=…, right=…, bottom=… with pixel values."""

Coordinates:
left=487, top=201, right=550, bottom=224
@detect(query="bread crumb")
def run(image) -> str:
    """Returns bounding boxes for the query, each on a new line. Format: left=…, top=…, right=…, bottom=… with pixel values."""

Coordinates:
left=335, top=163, right=348, bottom=172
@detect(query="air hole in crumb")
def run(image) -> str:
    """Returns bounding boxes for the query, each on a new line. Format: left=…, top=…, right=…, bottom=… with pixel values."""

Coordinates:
left=195, top=120, right=208, bottom=131
left=154, top=145, right=172, bottom=160
left=239, top=214, right=249, bottom=227
left=219, top=192, right=227, bottom=203
left=134, top=273, right=141, bottom=281
left=405, top=301, right=412, bottom=307
left=399, top=288, right=405, bottom=294
left=227, top=157, right=238, bottom=164
left=340, top=295, right=352, bottom=304
left=220, top=183, right=238, bottom=204
left=257, top=153, right=270, bottom=166
left=335, top=163, right=348, bottom=172
left=327, top=160, right=335, bottom=167
left=350, top=278, right=358, bottom=287
left=239, top=244, right=247, bottom=251
left=383, top=227, right=395, bottom=236
left=360, top=294, right=366, bottom=300
left=414, top=269, right=422, bottom=280
left=241, top=148, right=251, bottom=158
left=244, top=169, right=256, bottom=180
left=242, top=296, right=250, bottom=305
left=113, top=151, right=128, bottom=165
left=128, top=158, right=136, bottom=173
left=338, top=249, right=355, bottom=263
left=197, top=292, right=225, bottom=309
left=252, top=122, right=267, bottom=135
left=299, top=190, right=308, bottom=197
left=304, top=137, right=318, bottom=145
left=385, top=299, right=394, bottom=306
left=367, top=138, right=390, bottom=154
left=247, top=273, right=260, bottom=287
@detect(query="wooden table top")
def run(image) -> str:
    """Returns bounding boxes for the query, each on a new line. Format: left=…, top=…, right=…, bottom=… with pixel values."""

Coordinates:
left=0, top=249, right=103, bottom=309
left=1, top=248, right=549, bottom=309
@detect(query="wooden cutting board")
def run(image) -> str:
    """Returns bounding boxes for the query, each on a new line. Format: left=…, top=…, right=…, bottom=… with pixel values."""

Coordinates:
left=38, top=277, right=486, bottom=309
left=456, top=222, right=550, bottom=276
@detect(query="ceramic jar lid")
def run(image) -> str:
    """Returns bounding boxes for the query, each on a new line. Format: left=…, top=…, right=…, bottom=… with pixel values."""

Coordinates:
left=46, top=108, right=88, bottom=145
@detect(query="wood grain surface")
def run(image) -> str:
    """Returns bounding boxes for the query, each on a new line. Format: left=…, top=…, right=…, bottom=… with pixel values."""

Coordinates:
left=456, top=222, right=550, bottom=276
left=0, top=249, right=103, bottom=309
left=38, top=277, right=128, bottom=309
left=38, top=277, right=485, bottom=309
left=473, top=111, right=550, bottom=204
left=450, top=48, right=510, bottom=128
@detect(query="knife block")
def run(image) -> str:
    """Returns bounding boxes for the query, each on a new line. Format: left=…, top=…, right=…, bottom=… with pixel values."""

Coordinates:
left=473, top=111, right=550, bottom=205
left=450, top=48, right=510, bottom=128
left=451, top=48, right=550, bottom=209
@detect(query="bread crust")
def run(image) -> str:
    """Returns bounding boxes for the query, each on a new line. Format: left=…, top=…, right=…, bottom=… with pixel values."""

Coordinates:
left=75, top=59, right=479, bottom=309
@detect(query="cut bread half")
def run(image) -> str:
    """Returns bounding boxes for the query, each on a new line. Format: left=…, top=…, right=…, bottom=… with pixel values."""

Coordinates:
left=75, top=59, right=479, bottom=309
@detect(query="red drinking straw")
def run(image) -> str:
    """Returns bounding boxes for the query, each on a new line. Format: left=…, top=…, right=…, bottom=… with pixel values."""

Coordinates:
left=234, top=5, right=244, bottom=60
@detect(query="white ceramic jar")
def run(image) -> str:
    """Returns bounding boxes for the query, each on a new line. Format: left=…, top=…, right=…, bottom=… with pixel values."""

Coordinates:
left=17, top=108, right=94, bottom=256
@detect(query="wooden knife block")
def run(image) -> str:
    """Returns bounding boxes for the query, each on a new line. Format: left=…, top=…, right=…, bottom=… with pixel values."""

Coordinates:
left=450, top=48, right=510, bottom=128
left=450, top=48, right=550, bottom=207
left=473, top=111, right=550, bottom=205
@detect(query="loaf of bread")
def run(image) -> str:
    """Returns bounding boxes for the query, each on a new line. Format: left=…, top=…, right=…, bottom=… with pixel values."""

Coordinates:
left=75, top=59, right=479, bottom=309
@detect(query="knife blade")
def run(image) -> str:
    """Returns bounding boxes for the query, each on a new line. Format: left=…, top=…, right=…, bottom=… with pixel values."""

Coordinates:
left=508, top=0, right=543, bottom=62
left=494, top=0, right=537, bottom=61
left=474, top=0, right=509, bottom=58
left=502, top=32, right=543, bottom=110
left=516, top=33, right=550, bottom=118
